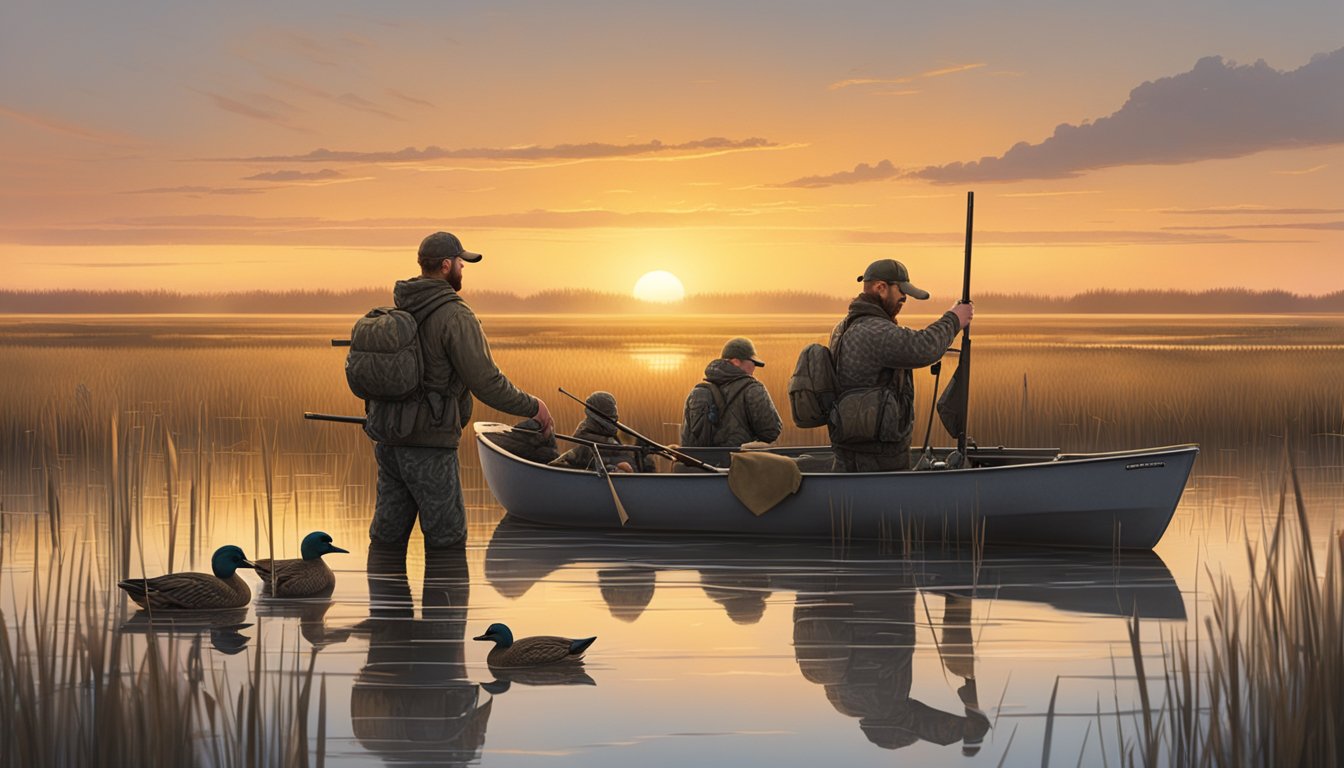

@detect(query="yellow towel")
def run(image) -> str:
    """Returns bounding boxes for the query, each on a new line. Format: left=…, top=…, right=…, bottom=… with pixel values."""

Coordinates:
left=728, top=451, right=802, bottom=516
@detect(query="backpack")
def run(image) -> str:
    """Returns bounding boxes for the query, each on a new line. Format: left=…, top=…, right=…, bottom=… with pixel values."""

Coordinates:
left=684, top=380, right=748, bottom=446
left=787, top=343, right=839, bottom=428
left=344, top=296, right=455, bottom=402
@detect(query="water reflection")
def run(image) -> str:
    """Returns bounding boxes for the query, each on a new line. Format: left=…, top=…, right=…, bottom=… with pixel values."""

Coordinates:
left=119, top=608, right=252, bottom=655
left=485, top=520, right=1186, bottom=756
left=625, top=343, right=691, bottom=373
left=254, top=598, right=350, bottom=649
left=351, top=546, right=490, bottom=767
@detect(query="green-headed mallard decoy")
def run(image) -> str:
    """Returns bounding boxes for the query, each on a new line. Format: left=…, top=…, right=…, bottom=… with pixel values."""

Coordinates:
left=254, top=531, right=349, bottom=598
left=473, top=622, right=596, bottom=667
left=117, top=545, right=255, bottom=610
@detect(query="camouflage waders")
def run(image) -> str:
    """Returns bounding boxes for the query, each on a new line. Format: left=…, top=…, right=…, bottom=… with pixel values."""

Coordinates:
left=372, top=444, right=467, bottom=548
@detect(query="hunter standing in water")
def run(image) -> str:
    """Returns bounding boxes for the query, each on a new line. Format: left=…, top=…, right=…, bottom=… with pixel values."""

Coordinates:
left=360, top=232, right=554, bottom=550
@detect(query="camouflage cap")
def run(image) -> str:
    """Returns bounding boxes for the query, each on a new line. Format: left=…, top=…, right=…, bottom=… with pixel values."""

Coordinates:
left=721, top=337, right=765, bottom=367
left=857, top=258, right=929, bottom=300
left=419, top=231, right=482, bottom=264
left=584, top=391, right=618, bottom=421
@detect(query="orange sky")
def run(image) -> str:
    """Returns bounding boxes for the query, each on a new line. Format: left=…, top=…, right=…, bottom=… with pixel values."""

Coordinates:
left=1, top=2, right=1340, bottom=299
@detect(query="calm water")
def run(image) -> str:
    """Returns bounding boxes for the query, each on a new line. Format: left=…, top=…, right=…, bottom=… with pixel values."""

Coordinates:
left=2, top=313, right=1342, bottom=766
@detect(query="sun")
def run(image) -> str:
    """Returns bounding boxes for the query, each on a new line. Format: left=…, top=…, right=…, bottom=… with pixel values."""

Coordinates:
left=632, top=270, right=686, bottom=303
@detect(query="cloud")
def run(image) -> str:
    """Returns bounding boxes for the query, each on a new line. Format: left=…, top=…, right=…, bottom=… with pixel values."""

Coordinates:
left=196, top=89, right=308, bottom=132
left=775, top=159, right=900, bottom=189
left=385, top=88, right=435, bottom=108
left=912, top=48, right=1344, bottom=183
left=228, top=136, right=780, bottom=164
left=266, top=75, right=403, bottom=120
left=1165, top=220, right=1344, bottom=231
left=0, top=103, right=135, bottom=145
left=1159, top=205, right=1344, bottom=215
left=242, top=169, right=347, bottom=182
left=840, top=229, right=1304, bottom=247
left=127, top=185, right=267, bottom=196
left=830, top=62, right=985, bottom=90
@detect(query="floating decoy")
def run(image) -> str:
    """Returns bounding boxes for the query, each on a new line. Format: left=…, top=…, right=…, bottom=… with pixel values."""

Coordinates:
left=254, top=531, right=349, bottom=598
left=473, top=622, right=596, bottom=667
left=117, top=545, right=255, bottom=610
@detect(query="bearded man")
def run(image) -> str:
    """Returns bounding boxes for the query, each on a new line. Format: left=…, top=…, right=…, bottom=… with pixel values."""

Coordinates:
left=363, top=232, right=553, bottom=550
left=828, top=259, right=972, bottom=472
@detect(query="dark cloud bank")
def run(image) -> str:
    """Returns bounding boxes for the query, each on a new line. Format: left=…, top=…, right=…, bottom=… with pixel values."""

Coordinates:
left=784, top=48, right=1343, bottom=187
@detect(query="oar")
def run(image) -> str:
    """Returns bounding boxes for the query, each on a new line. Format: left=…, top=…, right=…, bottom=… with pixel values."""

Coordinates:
left=590, top=443, right=630, bottom=525
left=557, top=388, right=724, bottom=473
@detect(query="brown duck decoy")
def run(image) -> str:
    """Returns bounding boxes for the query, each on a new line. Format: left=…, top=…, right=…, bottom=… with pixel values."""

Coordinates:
left=254, top=531, right=348, bottom=598
left=473, top=623, right=596, bottom=668
left=117, top=545, right=255, bottom=610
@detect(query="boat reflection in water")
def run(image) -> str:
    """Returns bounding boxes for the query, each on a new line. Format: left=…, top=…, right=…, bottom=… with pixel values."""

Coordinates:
left=485, top=520, right=1186, bottom=756
left=350, top=547, right=491, bottom=767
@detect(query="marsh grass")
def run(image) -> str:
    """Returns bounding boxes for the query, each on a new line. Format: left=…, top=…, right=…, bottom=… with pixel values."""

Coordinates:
left=1115, top=458, right=1343, bottom=767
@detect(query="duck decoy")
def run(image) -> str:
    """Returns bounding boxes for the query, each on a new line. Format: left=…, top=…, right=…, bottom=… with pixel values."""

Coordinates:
left=254, top=531, right=349, bottom=598
left=473, top=622, right=596, bottom=667
left=117, top=545, right=255, bottom=610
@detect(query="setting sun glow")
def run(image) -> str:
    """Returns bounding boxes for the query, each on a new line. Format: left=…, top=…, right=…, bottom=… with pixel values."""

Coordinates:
left=632, top=271, right=686, bottom=303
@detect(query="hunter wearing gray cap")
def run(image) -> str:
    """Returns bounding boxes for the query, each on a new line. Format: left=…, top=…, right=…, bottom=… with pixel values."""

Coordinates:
left=680, top=337, right=782, bottom=448
left=361, top=231, right=553, bottom=551
left=828, top=258, right=973, bottom=472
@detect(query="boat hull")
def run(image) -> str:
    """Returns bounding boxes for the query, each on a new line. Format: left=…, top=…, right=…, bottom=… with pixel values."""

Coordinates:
left=474, top=423, right=1198, bottom=550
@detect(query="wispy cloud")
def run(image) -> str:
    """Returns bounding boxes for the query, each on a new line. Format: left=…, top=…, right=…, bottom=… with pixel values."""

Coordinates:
left=242, top=168, right=347, bottom=182
left=911, top=48, right=1344, bottom=183
left=227, top=137, right=781, bottom=164
left=774, top=159, right=900, bottom=189
left=1159, top=205, right=1344, bottom=215
left=266, top=75, right=402, bottom=120
left=1274, top=163, right=1329, bottom=175
left=195, top=89, right=308, bottom=132
left=1165, top=221, right=1344, bottom=231
left=126, top=185, right=267, bottom=196
left=0, top=103, right=134, bottom=145
left=385, top=88, right=435, bottom=109
left=829, top=62, right=985, bottom=90
left=840, top=229, right=1303, bottom=246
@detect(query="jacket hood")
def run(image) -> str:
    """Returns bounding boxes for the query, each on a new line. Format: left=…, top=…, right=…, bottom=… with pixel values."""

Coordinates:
left=845, top=293, right=897, bottom=325
left=704, top=358, right=752, bottom=385
left=393, top=276, right=463, bottom=315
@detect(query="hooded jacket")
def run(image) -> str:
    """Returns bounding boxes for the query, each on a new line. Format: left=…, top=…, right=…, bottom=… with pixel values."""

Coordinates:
left=680, top=359, right=783, bottom=447
left=828, top=294, right=959, bottom=453
left=363, top=276, right=537, bottom=449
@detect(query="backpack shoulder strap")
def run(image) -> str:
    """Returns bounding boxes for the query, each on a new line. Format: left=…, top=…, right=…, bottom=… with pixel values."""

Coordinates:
left=698, top=380, right=728, bottom=419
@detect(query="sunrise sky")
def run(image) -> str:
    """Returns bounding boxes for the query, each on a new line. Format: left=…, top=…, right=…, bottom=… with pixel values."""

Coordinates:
left=2, top=1, right=1340, bottom=299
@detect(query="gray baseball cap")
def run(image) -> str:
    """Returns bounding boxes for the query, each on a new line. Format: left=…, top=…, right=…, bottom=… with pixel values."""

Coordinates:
left=857, top=258, right=929, bottom=300
left=721, top=337, right=765, bottom=367
left=419, top=231, right=482, bottom=264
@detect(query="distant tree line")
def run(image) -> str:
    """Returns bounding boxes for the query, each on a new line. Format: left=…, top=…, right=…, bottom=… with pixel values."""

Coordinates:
left=2, top=287, right=1342, bottom=314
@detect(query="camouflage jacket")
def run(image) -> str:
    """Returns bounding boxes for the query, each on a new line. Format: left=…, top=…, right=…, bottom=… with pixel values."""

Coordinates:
left=829, top=294, right=959, bottom=452
left=364, top=276, right=537, bottom=449
left=551, top=417, right=655, bottom=472
left=680, top=359, right=783, bottom=447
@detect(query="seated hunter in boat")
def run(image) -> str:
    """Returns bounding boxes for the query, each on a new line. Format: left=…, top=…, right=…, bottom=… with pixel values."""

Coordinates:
left=549, top=391, right=653, bottom=473
left=680, top=337, right=782, bottom=449
left=118, top=545, right=257, bottom=610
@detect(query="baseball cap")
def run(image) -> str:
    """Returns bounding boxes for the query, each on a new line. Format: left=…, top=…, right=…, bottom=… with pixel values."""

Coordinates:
left=418, top=231, right=482, bottom=264
left=721, top=337, right=765, bottom=367
left=857, top=259, right=929, bottom=300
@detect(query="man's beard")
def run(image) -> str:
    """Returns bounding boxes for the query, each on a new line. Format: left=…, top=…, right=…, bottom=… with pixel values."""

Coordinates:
left=883, top=293, right=905, bottom=318
left=448, top=262, right=463, bottom=291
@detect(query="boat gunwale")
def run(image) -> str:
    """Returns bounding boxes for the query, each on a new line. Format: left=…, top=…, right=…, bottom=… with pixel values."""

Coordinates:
left=473, top=421, right=1199, bottom=479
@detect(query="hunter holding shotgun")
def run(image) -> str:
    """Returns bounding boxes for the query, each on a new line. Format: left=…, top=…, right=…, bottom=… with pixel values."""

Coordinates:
left=828, top=259, right=973, bottom=472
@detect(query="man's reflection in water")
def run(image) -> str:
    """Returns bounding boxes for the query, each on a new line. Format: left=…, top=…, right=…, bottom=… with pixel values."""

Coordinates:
left=597, top=566, right=656, bottom=622
left=700, top=568, right=773, bottom=624
left=793, top=578, right=989, bottom=753
left=352, top=545, right=491, bottom=767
